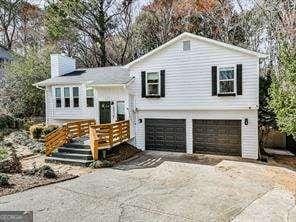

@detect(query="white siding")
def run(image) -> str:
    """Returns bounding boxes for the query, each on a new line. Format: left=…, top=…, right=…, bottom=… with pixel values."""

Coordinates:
left=45, top=35, right=260, bottom=159
left=50, top=54, right=76, bottom=78
left=135, top=110, right=258, bottom=159
left=95, top=86, right=129, bottom=123
left=46, top=84, right=130, bottom=125
left=128, top=36, right=259, bottom=110
left=128, top=36, right=259, bottom=159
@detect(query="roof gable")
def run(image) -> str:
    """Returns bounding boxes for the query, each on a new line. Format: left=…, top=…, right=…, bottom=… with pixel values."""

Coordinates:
left=125, top=32, right=267, bottom=68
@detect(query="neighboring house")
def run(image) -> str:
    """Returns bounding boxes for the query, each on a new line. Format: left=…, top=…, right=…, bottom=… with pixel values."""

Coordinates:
left=0, top=45, right=12, bottom=79
left=35, top=32, right=267, bottom=160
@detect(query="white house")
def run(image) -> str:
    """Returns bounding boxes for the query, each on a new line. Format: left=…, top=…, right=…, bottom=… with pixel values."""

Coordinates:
left=35, top=32, right=267, bottom=160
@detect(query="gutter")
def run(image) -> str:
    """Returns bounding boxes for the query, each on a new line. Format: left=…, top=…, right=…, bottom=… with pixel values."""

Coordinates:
left=87, top=77, right=135, bottom=88
left=33, top=83, right=45, bottom=90
left=136, top=106, right=259, bottom=111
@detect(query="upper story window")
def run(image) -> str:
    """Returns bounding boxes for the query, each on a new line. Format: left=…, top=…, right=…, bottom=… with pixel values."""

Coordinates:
left=64, top=87, right=70, bottom=107
left=55, top=88, right=61, bottom=108
left=218, top=67, right=235, bottom=94
left=146, top=72, right=160, bottom=96
left=183, top=40, right=191, bottom=51
left=73, top=87, right=79, bottom=107
left=86, top=88, right=94, bottom=107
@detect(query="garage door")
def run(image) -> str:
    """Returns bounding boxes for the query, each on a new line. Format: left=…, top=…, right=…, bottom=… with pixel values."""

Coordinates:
left=145, top=119, right=186, bottom=152
left=193, top=120, right=241, bottom=156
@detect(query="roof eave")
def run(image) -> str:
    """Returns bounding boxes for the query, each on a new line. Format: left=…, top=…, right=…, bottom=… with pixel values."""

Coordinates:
left=125, top=32, right=268, bottom=68
left=88, top=83, right=127, bottom=87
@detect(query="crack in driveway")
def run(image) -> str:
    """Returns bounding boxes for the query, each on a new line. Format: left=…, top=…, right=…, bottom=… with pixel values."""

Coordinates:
left=54, top=180, right=194, bottom=222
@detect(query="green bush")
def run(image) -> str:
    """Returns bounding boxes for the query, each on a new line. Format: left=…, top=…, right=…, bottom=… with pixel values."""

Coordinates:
left=37, top=165, right=57, bottom=178
left=0, top=147, right=8, bottom=161
left=29, top=124, right=45, bottom=139
left=0, top=173, right=9, bottom=186
left=24, top=165, right=57, bottom=178
left=43, top=125, right=58, bottom=135
left=0, top=114, right=23, bottom=130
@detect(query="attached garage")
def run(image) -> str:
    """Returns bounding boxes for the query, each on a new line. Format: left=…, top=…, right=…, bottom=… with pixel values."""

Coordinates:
left=193, top=119, right=241, bottom=156
left=145, top=119, right=186, bottom=152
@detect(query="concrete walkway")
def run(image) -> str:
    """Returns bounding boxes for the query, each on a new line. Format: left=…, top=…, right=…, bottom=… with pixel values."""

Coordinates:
left=0, top=152, right=295, bottom=222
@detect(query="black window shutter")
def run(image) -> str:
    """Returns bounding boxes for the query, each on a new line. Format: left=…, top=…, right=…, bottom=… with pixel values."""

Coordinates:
left=141, top=71, right=146, bottom=97
left=212, top=66, right=217, bottom=96
left=160, top=70, right=165, bottom=97
left=237, top=64, right=242, bottom=95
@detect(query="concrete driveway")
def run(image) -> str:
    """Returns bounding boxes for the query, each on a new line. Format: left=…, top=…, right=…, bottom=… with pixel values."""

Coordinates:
left=0, top=151, right=296, bottom=222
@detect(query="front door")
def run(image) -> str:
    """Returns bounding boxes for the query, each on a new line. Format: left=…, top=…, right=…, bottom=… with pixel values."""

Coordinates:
left=99, top=101, right=111, bottom=124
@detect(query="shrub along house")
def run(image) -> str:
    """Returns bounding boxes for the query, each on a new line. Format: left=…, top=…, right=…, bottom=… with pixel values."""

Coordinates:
left=35, top=32, right=267, bottom=163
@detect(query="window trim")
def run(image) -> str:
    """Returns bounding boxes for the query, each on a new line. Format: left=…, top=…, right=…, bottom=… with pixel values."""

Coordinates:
left=146, top=72, right=161, bottom=97
left=86, top=88, right=94, bottom=108
left=217, top=67, right=236, bottom=95
left=55, top=87, right=62, bottom=108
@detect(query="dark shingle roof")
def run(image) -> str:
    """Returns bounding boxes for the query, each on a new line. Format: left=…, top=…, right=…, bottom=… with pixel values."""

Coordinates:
left=36, top=66, right=132, bottom=86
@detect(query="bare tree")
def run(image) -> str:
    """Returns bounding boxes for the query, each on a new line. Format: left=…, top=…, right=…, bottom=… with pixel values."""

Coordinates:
left=0, top=0, right=23, bottom=49
left=46, top=0, right=133, bottom=67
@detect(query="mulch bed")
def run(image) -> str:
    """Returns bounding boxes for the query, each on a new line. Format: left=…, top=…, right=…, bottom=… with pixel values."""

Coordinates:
left=271, top=155, right=296, bottom=170
left=106, top=143, right=142, bottom=164
left=0, top=173, right=78, bottom=197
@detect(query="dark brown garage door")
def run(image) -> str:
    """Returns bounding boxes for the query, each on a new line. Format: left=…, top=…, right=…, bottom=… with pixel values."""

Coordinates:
left=193, top=120, right=241, bottom=156
left=145, top=119, right=186, bottom=152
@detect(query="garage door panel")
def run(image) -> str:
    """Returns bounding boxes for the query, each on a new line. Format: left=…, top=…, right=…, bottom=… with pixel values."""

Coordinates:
left=193, top=119, right=241, bottom=156
left=145, top=119, right=186, bottom=152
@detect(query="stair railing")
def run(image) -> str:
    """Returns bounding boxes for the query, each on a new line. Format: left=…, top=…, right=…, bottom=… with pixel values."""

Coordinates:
left=45, top=119, right=96, bottom=156
left=45, top=126, right=68, bottom=156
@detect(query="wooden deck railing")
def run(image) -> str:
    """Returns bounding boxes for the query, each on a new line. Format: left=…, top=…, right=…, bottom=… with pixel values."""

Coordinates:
left=45, top=119, right=96, bottom=156
left=89, top=120, right=130, bottom=160
left=65, top=120, right=96, bottom=138
left=45, top=126, right=68, bottom=156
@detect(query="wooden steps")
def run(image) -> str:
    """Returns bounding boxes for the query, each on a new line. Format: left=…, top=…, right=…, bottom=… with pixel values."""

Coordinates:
left=45, top=142, right=93, bottom=167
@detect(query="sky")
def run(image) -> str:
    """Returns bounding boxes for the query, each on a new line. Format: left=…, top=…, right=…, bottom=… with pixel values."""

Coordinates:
left=30, top=0, right=151, bottom=8
left=29, top=0, right=255, bottom=13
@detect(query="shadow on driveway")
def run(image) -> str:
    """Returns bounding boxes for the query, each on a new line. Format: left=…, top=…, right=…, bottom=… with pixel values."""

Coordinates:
left=113, top=151, right=261, bottom=171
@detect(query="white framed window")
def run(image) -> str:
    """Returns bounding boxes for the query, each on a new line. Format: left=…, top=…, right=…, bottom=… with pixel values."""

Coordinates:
left=64, top=87, right=70, bottom=107
left=55, top=88, right=61, bottom=108
left=146, top=72, right=160, bottom=96
left=73, top=87, right=79, bottom=107
left=116, top=101, right=125, bottom=121
left=218, top=67, right=236, bottom=94
left=86, top=88, right=94, bottom=107
left=183, top=40, right=191, bottom=51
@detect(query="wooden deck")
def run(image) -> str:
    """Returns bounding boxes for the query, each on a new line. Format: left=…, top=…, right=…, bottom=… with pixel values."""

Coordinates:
left=45, top=120, right=130, bottom=160
left=89, top=120, right=130, bottom=160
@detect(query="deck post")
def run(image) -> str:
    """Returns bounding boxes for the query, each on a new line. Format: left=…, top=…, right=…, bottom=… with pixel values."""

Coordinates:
left=109, top=125, right=113, bottom=147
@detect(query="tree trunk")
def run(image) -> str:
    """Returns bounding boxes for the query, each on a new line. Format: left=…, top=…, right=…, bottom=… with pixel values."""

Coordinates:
left=98, top=0, right=107, bottom=67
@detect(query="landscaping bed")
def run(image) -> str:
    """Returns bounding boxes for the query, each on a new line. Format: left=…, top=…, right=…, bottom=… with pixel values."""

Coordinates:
left=270, top=155, right=296, bottom=170
left=3, top=130, right=44, bottom=156
left=0, top=130, right=78, bottom=197
left=88, top=143, right=142, bottom=168
left=0, top=172, right=77, bottom=197
left=106, top=143, right=142, bottom=164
